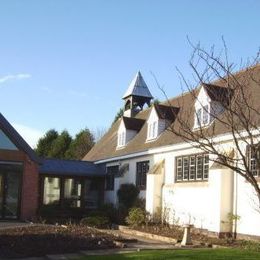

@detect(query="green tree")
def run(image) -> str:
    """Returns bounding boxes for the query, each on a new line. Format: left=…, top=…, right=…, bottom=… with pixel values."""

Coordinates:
left=48, top=130, right=72, bottom=159
left=66, top=128, right=95, bottom=159
left=35, top=129, right=59, bottom=157
left=112, top=108, right=124, bottom=125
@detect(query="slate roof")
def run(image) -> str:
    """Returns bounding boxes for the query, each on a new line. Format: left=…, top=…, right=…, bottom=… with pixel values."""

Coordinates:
left=84, top=65, right=260, bottom=162
left=39, top=158, right=105, bottom=177
left=122, top=117, right=145, bottom=131
left=123, top=71, right=153, bottom=99
left=0, top=113, right=41, bottom=163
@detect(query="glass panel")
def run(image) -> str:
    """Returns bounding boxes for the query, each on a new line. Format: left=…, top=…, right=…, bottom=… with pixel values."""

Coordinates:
left=43, top=177, right=60, bottom=205
left=176, top=158, right=183, bottom=181
left=84, top=179, right=99, bottom=209
left=183, top=157, right=189, bottom=180
left=189, top=156, right=196, bottom=180
left=0, top=129, right=18, bottom=150
left=64, top=178, right=81, bottom=208
left=0, top=163, right=22, bottom=219
left=5, top=171, right=20, bottom=218
left=0, top=175, right=3, bottom=217
left=196, top=156, right=203, bottom=179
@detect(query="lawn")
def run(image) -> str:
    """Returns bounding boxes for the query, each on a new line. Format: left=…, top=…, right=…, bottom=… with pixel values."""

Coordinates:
left=77, top=249, right=260, bottom=260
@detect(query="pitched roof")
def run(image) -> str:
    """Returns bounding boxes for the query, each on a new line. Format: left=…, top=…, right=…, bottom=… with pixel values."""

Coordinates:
left=122, top=117, right=145, bottom=131
left=0, top=113, right=41, bottom=163
left=39, top=158, right=105, bottom=177
left=154, top=104, right=179, bottom=121
left=122, top=71, right=153, bottom=99
left=84, top=65, right=260, bottom=162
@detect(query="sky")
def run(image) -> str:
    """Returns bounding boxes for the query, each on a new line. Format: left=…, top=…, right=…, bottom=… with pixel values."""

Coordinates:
left=0, top=0, right=260, bottom=147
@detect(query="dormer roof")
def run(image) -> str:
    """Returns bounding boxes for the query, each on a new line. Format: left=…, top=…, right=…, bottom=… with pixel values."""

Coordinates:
left=203, top=83, right=233, bottom=104
left=122, top=71, right=153, bottom=99
left=122, top=117, right=145, bottom=131
left=154, top=104, right=179, bottom=121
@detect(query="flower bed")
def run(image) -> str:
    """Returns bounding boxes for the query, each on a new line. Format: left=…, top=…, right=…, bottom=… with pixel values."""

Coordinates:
left=0, top=224, right=118, bottom=258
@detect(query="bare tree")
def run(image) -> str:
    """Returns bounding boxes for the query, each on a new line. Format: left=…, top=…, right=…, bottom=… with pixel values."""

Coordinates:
left=161, top=41, right=260, bottom=208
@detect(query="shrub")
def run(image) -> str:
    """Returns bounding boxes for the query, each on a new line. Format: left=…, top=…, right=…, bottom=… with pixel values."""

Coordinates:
left=80, top=216, right=110, bottom=228
left=126, top=207, right=146, bottom=227
left=117, top=184, right=140, bottom=209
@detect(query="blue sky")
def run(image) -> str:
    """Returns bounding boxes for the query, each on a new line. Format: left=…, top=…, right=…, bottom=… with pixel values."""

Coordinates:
left=0, top=0, right=260, bottom=147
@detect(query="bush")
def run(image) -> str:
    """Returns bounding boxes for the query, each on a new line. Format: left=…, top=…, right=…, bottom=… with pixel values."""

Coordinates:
left=80, top=216, right=110, bottom=228
left=126, top=207, right=147, bottom=227
left=117, top=184, right=140, bottom=209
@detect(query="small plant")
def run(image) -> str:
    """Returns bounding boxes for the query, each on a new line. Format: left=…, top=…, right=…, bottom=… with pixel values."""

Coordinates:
left=80, top=216, right=110, bottom=228
left=126, top=207, right=146, bottom=227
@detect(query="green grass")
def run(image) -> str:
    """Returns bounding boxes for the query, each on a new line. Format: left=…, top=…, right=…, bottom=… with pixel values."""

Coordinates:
left=77, top=249, right=260, bottom=260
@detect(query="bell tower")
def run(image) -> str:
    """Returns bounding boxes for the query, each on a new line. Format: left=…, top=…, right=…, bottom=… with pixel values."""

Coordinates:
left=122, top=71, right=153, bottom=117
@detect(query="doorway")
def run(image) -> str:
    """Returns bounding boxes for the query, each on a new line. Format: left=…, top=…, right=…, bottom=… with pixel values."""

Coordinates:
left=0, top=162, right=22, bottom=219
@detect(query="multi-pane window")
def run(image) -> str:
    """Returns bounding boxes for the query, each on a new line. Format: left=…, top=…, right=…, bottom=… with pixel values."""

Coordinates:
left=176, top=154, right=209, bottom=182
left=117, top=131, right=126, bottom=147
left=195, top=104, right=210, bottom=127
left=248, top=146, right=260, bottom=177
left=136, top=161, right=149, bottom=190
left=202, top=105, right=209, bottom=125
left=106, top=166, right=119, bottom=190
left=147, top=121, right=158, bottom=140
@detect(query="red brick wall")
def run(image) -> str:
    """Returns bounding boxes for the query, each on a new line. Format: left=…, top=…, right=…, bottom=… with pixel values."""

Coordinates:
left=20, top=155, right=39, bottom=220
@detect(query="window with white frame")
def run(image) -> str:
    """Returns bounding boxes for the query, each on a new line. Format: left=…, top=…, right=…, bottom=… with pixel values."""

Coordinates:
left=248, top=145, right=260, bottom=177
left=147, top=121, right=158, bottom=140
left=176, top=154, right=209, bottom=182
left=195, top=104, right=210, bottom=127
left=117, top=131, right=126, bottom=147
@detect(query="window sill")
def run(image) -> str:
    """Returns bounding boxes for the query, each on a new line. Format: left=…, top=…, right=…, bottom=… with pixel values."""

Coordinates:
left=174, top=180, right=209, bottom=187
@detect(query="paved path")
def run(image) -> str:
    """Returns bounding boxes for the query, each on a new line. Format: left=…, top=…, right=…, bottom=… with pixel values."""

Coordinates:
left=0, top=221, right=32, bottom=230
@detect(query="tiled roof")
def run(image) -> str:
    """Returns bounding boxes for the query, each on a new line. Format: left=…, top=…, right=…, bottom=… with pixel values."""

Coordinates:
left=0, top=113, right=41, bottom=163
left=84, top=65, right=260, bottom=162
left=39, top=158, right=105, bottom=177
left=122, top=71, right=153, bottom=99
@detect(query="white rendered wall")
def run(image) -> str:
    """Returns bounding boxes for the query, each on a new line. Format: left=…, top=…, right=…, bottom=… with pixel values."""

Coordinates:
left=104, top=156, right=152, bottom=205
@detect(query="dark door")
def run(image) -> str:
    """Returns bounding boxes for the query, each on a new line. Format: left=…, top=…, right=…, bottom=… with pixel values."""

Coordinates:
left=0, top=163, right=22, bottom=219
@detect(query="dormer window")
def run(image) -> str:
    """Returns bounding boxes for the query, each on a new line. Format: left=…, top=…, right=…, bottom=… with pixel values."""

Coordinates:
left=147, top=120, right=158, bottom=140
left=195, top=104, right=210, bottom=128
left=117, top=117, right=145, bottom=149
left=117, top=131, right=126, bottom=147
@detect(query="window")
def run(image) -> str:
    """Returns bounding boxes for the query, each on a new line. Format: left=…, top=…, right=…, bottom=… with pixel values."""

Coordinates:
left=43, top=177, right=60, bottom=205
left=85, top=179, right=100, bottom=209
left=195, top=104, right=210, bottom=127
left=106, top=166, right=118, bottom=190
left=248, top=146, right=260, bottom=177
left=147, top=121, right=158, bottom=140
left=64, top=178, right=82, bottom=208
left=202, top=105, right=209, bottom=125
left=175, top=154, right=209, bottom=182
left=136, top=161, right=149, bottom=189
left=117, top=131, right=126, bottom=147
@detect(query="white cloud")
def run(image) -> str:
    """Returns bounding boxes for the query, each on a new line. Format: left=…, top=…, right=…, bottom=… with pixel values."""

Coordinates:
left=0, top=73, right=32, bottom=85
left=12, top=123, right=44, bottom=148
